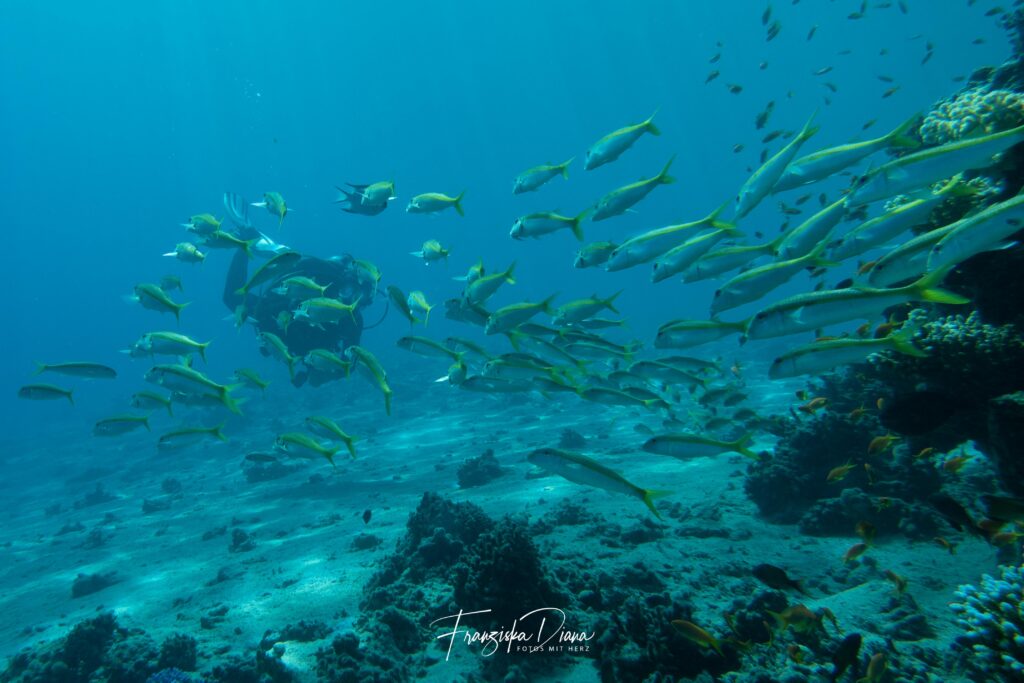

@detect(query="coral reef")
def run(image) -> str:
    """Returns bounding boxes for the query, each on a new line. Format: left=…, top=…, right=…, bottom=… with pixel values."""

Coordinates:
left=71, top=571, right=121, bottom=598
left=950, top=563, right=1024, bottom=682
left=330, top=492, right=570, bottom=681
left=455, top=448, right=507, bottom=488
left=920, top=86, right=1024, bottom=145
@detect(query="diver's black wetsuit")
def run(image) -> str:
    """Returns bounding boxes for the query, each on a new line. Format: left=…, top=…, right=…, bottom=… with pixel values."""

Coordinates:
left=223, top=248, right=372, bottom=387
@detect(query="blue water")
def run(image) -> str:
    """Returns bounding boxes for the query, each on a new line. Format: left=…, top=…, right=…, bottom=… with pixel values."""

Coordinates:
left=0, top=0, right=1015, bottom=678
left=1, top=2, right=1006, bottom=443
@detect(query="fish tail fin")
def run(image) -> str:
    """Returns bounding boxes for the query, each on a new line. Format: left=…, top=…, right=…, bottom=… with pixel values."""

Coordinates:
left=286, top=357, right=296, bottom=381
left=222, top=392, right=244, bottom=416
left=706, top=201, right=736, bottom=230
left=658, top=155, right=676, bottom=184
left=884, top=113, right=922, bottom=149
left=66, top=390, right=75, bottom=407
left=505, top=261, right=517, bottom=284
left=645, top=108, right=661, bottom=136
left=938, top=172, right=977, bottom=198
left=243, top=239, right=257, bottom=259
left=173, top=302, right=188, bottom=322
left=799, top=111, right=820, bottom=141
left=345, top=437, right=358, bottom=459
left=767, top=610, right=788, bottom=631
left=733, top=432, right=760, bottom=460
left=641, top=489, right=672, bottom=519
left=910, top=266, right=970, bottom=304
left=454, top=190, right=466, bottom=217
left=560, top=157, right=574, bottom=178
left=384, top=389, right=393, bottom=416
left=198, top=342, right=209, bottom=363
left=541, top=292, right=559, bottom=316
left=33, top=362, right=45, bottom=375
left=424, top=306, right=432, bottom=327
left=605, top=289, right=624, bottom=314
left=889, top=321, right=928, bottom=358
left=571, top=211, right=588, bottom=242
left=142, top=416, right=151, bottom=432
left=212, top=422, right=229, bottom=442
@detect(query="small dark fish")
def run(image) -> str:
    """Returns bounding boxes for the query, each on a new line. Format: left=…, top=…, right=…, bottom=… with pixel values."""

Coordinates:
left=705, top=70, right=720, bottom=84
left=848, top=11, right=865, bottom=19
left=972, top=38, right=986, bottom=45
left=762, top=130, right=783, bottom=143
left=951, top=76, right=965, bottom=83
left=710, top=52, right=721, bottom=63
left=880, top=48, right=889, bottom=56
left=807, top=25, right=817, bottom=41
left=766, top=20, right=782, bottom=41
left=862, top=118, right=877, bottom=130
left=727, top=83, right=744, bottom=94
left=733, top=143, right=745, bottom=153
left=926, top=41, right=934, bottom=51
left=760, top=149, right=769, bottom=163
left=898, top=0, right=908, bottom=13
left=755, top=100, right=775, bottom=130
left=882, top=86, right=901, bottom=98
left=921, top=51, right=933, bottom=65
left=760, top=61, right=769, bottom=70
left=981, top=495, right=1024, bottom=523
left=838, top=49, right=853, bottom=55
left=818, top=193, right=827, bottom=206
left=363, top=509, right=372, bottom=524
left=824, top=96, right=832, bottom=106
left=824, top=82, right=838, bottom=93
left=877, top=74, right=894, bottom=83
left=762, top=4, right=773, bottom=25
left=930, top=493, right=981, bottom=535
left=985, top=7, right=1005, bottom=17
left=835, top=278, right=854, bottom=289
left=814, top=66, right=833, bottom=76
left=831, top=634, right=863, bottom=682
left=794, top=194, right=811, bottom=206
left=753, top=563, right=806, bottom=594
left=245, top=452, right=278, bottom=463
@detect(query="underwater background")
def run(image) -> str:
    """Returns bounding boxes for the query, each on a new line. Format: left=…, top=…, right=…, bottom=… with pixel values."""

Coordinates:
left=3, top=0, right=1024, bottom=681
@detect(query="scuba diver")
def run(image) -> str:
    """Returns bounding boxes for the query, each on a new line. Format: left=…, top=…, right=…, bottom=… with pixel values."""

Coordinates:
left=220, top=192, right=378, bottom=387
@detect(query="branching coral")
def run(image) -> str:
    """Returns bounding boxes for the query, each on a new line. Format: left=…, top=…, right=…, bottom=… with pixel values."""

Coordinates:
left=951, top=564, right=1024, bottom=682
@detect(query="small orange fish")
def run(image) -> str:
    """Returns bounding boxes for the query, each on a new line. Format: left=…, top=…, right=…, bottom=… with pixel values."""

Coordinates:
left=827, top=462, right=857, bottom=483
left=991, top=530, right=1024, bottom=547
left=855, top=521, right=877, bottom=544
left=861, top=653, right=888, bottom=682
left=847, top=404, right=867, bottom=421
left=874, top=320, right=897, bottom=338
left=868, top=433, right=900, bottom=455
left=820, top=607, right=840, bottom=632
left=857, top=260, right=878, bottom=275
left=814, top=335, right=842, bottom=342
left=876, top=398, right=886, bottom=411
left=914, top=447, right=935, bottom=459
left=842, top=542, right=869, bottom=563
left=934, top=537, right=957, bottom=555
left=863, top=462, right=876, bottom=485
left=671, top=619, right=723, bottom=656
left=768, top=605, right=823, bottom=634
left=799, top=397, right=829, bottom=414
left=943, top=455, right=970, bottom=473
left=977, top=518, right=1007, bottom=535
left=874, top=496, right=893, bottom=512
left=855, top=322, right=871, bottom=337
left=786, top=643, right=805, bottom=663
left=884, top=569, right=908, bottom=595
